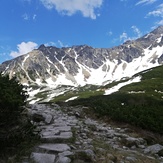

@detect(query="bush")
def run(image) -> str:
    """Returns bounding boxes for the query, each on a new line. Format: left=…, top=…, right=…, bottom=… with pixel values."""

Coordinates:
left=0, top=73, right=34, bottom=154
left=70, top=93, right=163, bottom=134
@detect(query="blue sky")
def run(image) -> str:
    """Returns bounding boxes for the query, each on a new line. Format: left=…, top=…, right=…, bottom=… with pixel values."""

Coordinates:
left=0, top=0, right=163, bottom=63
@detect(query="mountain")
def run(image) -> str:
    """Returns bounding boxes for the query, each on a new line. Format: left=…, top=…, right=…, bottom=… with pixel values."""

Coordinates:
left=0, top=26, right=163, bottom=103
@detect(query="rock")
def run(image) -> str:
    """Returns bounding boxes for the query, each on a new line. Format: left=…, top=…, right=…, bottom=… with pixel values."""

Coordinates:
left=54, top=126, right=71, bottom=132
left=79, top=149, right=96, bottom=162
left=41, top=132, right=73, bottom=143
left=125, top=156, right=137, bottom=162
left=122, top=137, right=146, bottom=148
left=75, top=112, right=81, bottom=118
left=59, top=151, right=74, bottom=157
left=56, top=156, right=71, bottom=163
left=38, top=144, right=71, bottom=153
left=30, top=152, right=56, bottom=163
left=44, top=114, right=53, bottom=124
left=21, top=104, right=163, bottom=163
left=144, top=144, right=163, bottom=154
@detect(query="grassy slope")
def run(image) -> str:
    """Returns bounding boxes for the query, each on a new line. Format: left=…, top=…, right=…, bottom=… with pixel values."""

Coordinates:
left=68, top=65, right=163, bottom=134
left=50, top=85, right=104, bottom=102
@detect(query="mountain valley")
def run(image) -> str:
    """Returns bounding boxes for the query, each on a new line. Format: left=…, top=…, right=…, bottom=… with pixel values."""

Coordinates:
left=0, top=26, right=163, bottom=103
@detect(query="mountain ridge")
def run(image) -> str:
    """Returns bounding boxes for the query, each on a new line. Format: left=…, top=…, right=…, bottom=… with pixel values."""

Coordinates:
left=0, top=26, right=163, bottom=102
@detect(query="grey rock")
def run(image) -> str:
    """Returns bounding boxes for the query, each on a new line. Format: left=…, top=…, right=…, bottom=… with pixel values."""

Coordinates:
left=144, top=144, right=163, bottom=154
left=122, top=137, right=146, bottom=147
left=44, top=114, right=53, bottom=124
left=56, top=156, right=71, bottom=163
left=126, top=156, right=137, bottom=162
left=59, top=151, right=74, bottom=157
left=54, top=126, right=71, bottom=132
left=30, top=152, right=56, bottom=163
left=38, top=144, right=71, bottom=153
left=84, top=149, right=96, bottom=162
left=41, top=132, right=73, bottom=142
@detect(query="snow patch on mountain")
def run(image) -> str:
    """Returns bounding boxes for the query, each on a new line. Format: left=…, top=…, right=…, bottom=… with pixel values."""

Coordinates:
left=22, top=54, right=29, bottom=67
left=65, top=96, right=78, bottom=102
left=104, top=76, right=141, bottom=95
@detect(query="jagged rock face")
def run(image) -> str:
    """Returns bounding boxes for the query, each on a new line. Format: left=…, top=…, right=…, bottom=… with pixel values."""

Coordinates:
left=0, top=26, right=163, bottom=87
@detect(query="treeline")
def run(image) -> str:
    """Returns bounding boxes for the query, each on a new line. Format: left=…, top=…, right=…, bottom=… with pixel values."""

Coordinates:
left=69, top=93, right=163, bottom=134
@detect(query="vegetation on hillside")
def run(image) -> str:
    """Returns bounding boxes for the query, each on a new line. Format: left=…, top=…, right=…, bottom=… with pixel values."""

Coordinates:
left=0, top=73, right=36, bottom=159
left=67, top=65, right=163, bottom=135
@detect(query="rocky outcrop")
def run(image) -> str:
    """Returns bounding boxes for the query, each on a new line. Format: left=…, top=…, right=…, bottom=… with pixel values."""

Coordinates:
left=20, top=103, right=163, bottom=163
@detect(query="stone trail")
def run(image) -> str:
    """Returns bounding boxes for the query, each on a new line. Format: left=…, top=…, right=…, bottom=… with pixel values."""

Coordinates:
left=21, top=103, right=163, bottom=163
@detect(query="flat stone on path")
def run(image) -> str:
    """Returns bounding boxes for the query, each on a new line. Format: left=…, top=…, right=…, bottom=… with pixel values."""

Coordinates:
left=54, top=126, right=71, bottom=132
left=56, top=156, right=71, bottom=163
left=38, top=144, right=71, bottom=153
left=41, top=132, right=73, bottom=142
left=30, top=152, right=56, bottom=163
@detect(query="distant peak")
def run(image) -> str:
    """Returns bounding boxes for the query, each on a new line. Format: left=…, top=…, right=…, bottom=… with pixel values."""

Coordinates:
left=151, top=25, right=163, bottom=35
left=38, top=44, right=46, bottom=50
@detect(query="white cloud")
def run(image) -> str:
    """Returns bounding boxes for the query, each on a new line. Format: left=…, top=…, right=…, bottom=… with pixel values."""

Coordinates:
left=10, top=42, right=38, bottom=58
left=39, top=0, right=103, bottom=19
left=120, top=32, right=128, bottom=42
left=119, top=26, right=142, bottom=43
left=107, top=31, right=113, bottom=36
left=44, top=40, right=68, bottom=47
left=157, top=19, right=163, bottom=25
left=147, top=3, right=163, bottom=17
left=33, top=14, right=37, bottom=20
left=22, top=13, right=37, bottom=21
left=136, top=0, right=157, bottom=6
left=22, top=13, right=30, bottom=20
left=44, top=41, right=56, bottom=47
left=58, top=40, right=68, bottom=47
left=147, top=3, right=163, bottom=25
left=131, top=26, right=142, bottom=37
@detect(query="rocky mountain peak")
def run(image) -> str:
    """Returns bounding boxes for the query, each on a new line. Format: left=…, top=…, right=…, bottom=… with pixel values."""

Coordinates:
left=152, top=25, right=163, bottom=35
left=0, top=26, right=163, bottom=91
left=38, top=44, right=46, bottom=50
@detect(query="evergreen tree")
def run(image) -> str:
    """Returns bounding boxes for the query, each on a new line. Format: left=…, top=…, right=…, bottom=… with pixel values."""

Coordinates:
left=0, top=74, right=28, bottom=127
left=0, top=73, right=33, bottom=150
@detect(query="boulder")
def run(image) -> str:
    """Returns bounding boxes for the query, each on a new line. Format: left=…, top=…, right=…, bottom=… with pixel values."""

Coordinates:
left=144, top=144, right=163, bottom=154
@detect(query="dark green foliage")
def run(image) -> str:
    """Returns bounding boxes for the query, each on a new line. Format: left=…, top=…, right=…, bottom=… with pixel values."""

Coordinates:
left=0, top=73, right=35, bottom=158
left=71, top=93, right=163, bottom=134
left=0, top=74, right=27, bottom=126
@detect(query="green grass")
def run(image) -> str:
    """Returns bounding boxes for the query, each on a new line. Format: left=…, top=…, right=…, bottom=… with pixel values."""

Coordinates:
left=119, top=65, right=163, bottom=100
left=50, top=86, right=104, bottom=103
left=68, top=65, right=163, bottom=134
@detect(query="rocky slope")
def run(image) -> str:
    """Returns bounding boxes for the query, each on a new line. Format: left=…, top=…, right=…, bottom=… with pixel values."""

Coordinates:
left=1, top=26, right=163, bottom=87
left=19, top=103, right=163, bottom=163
